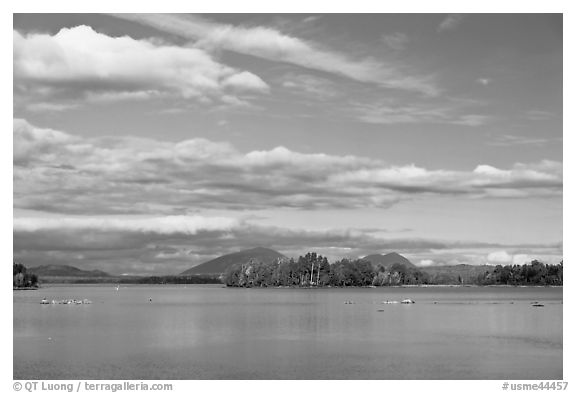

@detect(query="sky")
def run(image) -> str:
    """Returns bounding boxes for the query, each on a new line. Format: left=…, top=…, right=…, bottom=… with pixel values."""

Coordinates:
left=12, top=13, right=563, bottom=275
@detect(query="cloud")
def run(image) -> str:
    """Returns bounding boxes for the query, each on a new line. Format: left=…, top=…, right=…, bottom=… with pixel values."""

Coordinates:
left=381, top=32, right=409, bottom=50
left=452, top=114, right=491, bottom=127
left=14, top=215, right=240, bottom=235
left=415, top=258, right=459, bottom=267
left=476, top=78, right=492, bottom=86
left=302, top=16, right=322, bottom=24
left=281, top=74, right=340, bottom=100
left=110, top=14, right=438, bottom=96
left=418, top=259, right=435, bottom=267
left=437, top=14, right=466, bottom=32
left=327, top=161, right=562, bottom=200
left=487, top=250, right=512, bottom=263
left=222, top=71, right=270, bottom=92
left=487, top=134, right=560, bottom=147
left=353, top=100, right=492, bottom=126
left=411, top=245, right=563, bottom=268
left=12, top=215, right=437, bottom=251
left=525, top=110, right=557, bottom=121
left=85, top=90, right=161, bottom=103
left=25, top=102, right=80, bottom=112
left=13, top=118, right=78, bottom=166
left=14, top=119, right=562, bottom=215
left=487, top=251, right=540, bottom=265
left=13, top=212, right=562, bottom=274
left=13, top=25, right=269, bottom=108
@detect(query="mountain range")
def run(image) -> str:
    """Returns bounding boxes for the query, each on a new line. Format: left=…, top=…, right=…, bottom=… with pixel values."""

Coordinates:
left=25, top=249, right=496, bottom=283
left=180, top=247, right=287, bottom=275
left=361, top=252, right=416, bottom=269
left=28, top=264, right=110, bottom=277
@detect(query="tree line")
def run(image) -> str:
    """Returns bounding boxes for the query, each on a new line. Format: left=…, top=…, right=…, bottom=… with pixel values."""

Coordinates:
left=125, top=275, right=221, bottom=284
left=475, top=261, right=562, bottom=286
left=13, top=263, right=39, bottom=288
left=223, top=252, right=563, bottom=287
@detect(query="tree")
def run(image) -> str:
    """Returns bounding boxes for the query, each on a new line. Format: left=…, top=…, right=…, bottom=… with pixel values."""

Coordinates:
left=317, top=257, right=331, bottom=286
left=13, top=262, right=38, bottom=288
left=221, top=253, right=563, bottom=288
left=223, top=264, right=243, bottom=287
left=13, top=263, right=27, bottom=276
left=355, top=259, right=375, bottom=286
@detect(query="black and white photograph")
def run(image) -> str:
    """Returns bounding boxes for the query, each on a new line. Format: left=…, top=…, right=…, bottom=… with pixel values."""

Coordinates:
left=10, top=8, right=567, bottom=385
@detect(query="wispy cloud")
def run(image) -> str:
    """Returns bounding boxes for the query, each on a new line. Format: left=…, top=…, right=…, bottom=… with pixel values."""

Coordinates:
left=525, top=109, right=557, bottom=121
left=381, top=32, right=409, bottom=50
left=487, top=134, right=561, bottom=147
left=352, top=100, right=492, bottom=127
left=476, top=78, right=492, bottom=86
left=437, top=14, right=466, bottom=32
left=280, top=73, right=340, bottom=100
left=109, top=14, right=439, bottom=96
left=301, top=15, right=322, bottom=24
left=25, top=102, right=80, bottom=113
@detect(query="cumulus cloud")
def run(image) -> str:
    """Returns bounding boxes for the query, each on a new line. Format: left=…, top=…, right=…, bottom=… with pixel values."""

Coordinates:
left=331, top=161, right=561, bottom=198
left=222, top=71, right=270, bottom=92
left=407, top=245, right=563, bottom=268
left=110, top=14, right=438, bottom=96
left=487, top=251, right=537, bottom=265
left=13, top=25, right=269, bottom=108
left=14, top=119, right=562, bottom=215
left=487, top=250, right=512, bottom=263
left=13, top=118, right=78, bottom=166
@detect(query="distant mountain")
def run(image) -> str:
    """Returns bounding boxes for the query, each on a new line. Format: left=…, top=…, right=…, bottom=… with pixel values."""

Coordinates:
left=362, top=252, right=416, bottom=269
left=28, top=264, right=110, bottom=277
left=181, top=247, right=288, bottom=275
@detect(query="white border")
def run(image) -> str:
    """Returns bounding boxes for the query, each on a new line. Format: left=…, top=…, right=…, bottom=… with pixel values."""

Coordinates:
left=4, top=2, right=572, bottom=392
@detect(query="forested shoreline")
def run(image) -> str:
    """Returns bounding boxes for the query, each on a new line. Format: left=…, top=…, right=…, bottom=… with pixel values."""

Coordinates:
left=13, top=263, right=39, bottom=289
left=223, top=252, right=563, bottom=288
left=15, top=255, right=563, bottom=288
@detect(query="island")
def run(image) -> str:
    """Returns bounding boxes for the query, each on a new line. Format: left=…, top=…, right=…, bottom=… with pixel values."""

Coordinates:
left=220, top=250, right=563, bottom=288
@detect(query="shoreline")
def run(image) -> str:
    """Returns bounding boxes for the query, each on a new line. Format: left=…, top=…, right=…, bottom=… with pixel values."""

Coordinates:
left=18, top=283, right=563, bottom=289
left=226, top=284, right=563, bottom=289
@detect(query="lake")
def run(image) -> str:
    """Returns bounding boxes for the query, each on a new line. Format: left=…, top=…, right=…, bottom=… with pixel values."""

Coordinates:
left=13, top=285, right=562, bottom=380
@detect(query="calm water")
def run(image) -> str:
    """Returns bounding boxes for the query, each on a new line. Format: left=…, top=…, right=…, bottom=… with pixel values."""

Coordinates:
left=13, top=285, right=562, bottom=380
